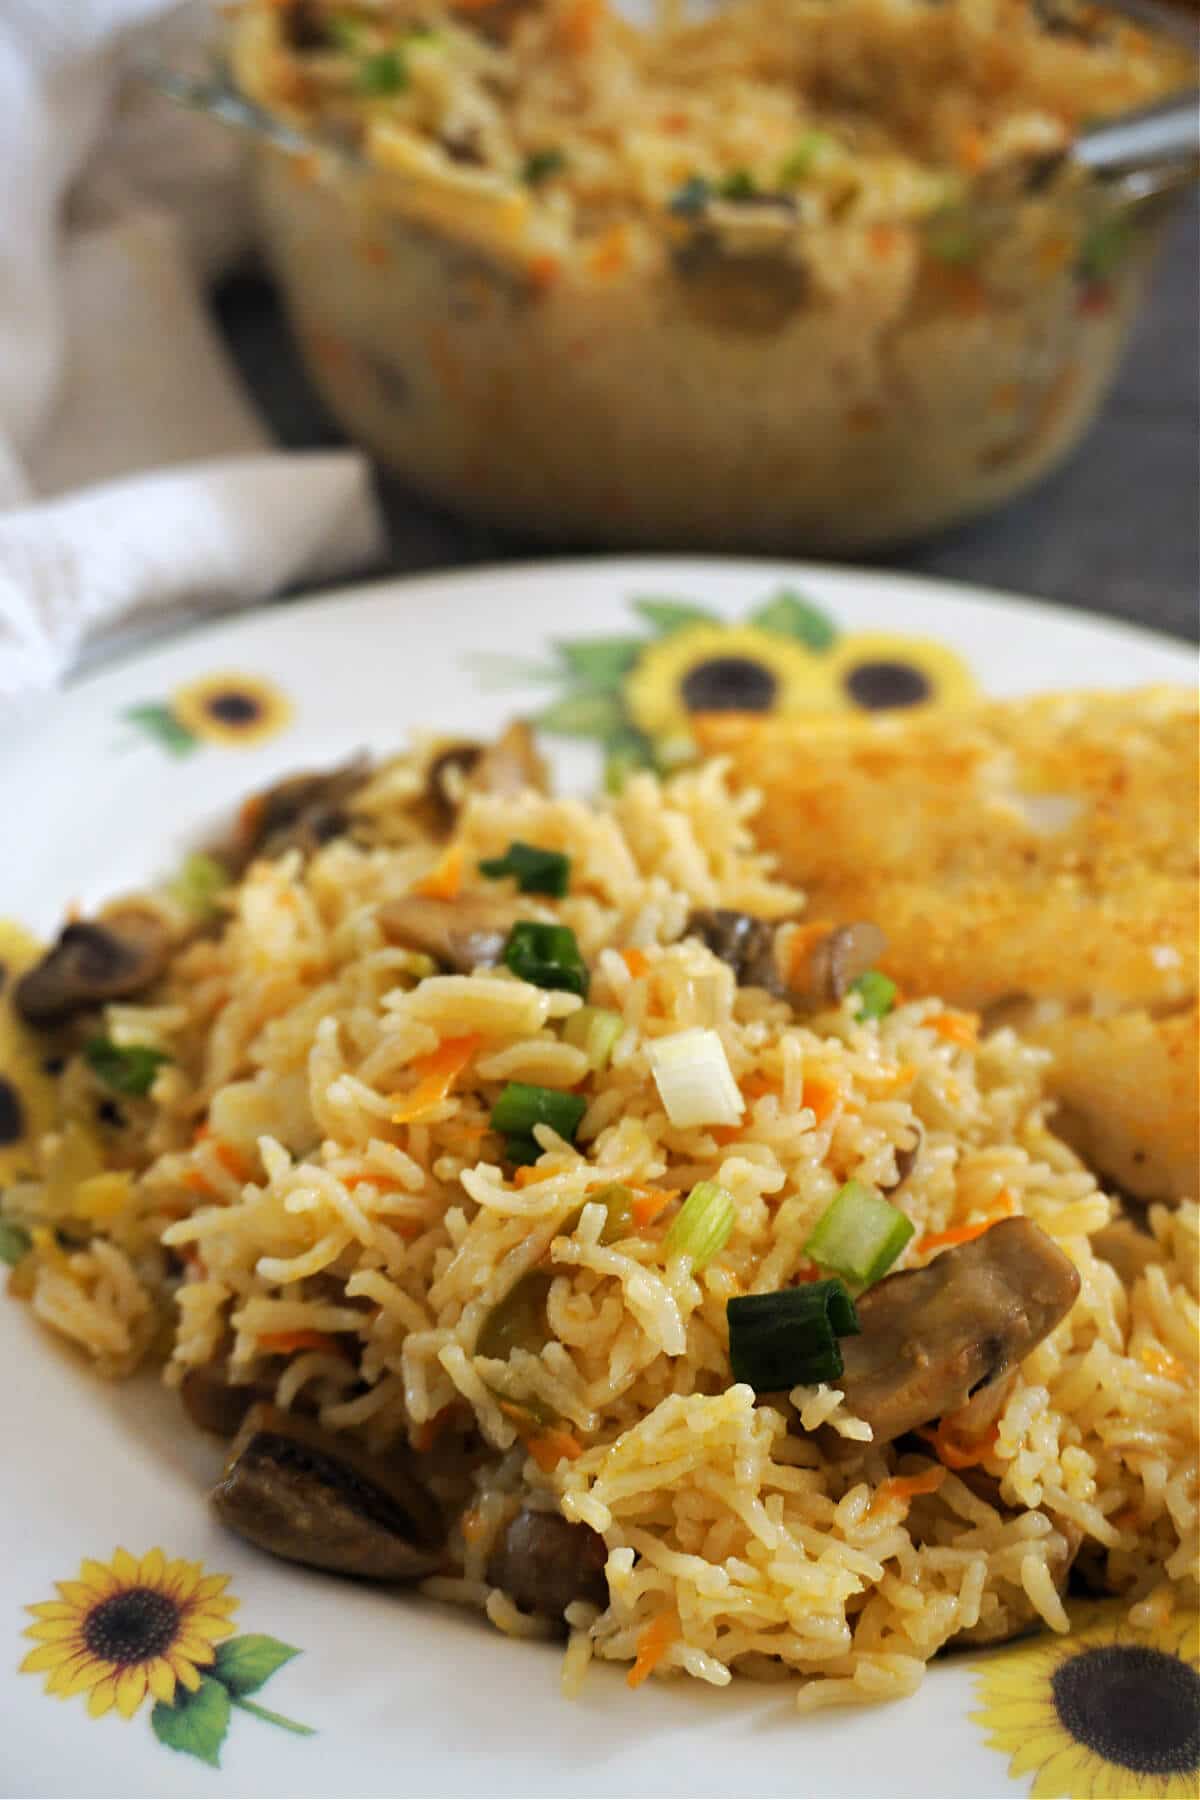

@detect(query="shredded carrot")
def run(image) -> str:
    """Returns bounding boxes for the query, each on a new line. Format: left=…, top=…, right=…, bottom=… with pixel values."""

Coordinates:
left=413, top=844, right=464, bottom=901
left=561, top=0, right=605, bottom=52
left=786, top=919, right=834, bottom=991
left=527, top=1426, right=584, bottom=1472
left=917, top=1420, right=1000, bottom=1471
left=917, top=1191, right=1015, bottom=1255
left=740, top=1073, right=778, bottom=1103
left=1139, top=1343, right=1185, bottom=1382
left=586, top=223, right=629, bottom=278
left=256, top=1329, right=343, bottom=1357
left=802, top=1076, right=840, bottom=1125
left=358, top=238, right=390, bottom=269
left=391, top=1033, right=482, bottom=1125
left=1112, top=1505, right=1141, bottom=1532
left=869, top=1467, right=946, bottom=1513
left=710, top=1124, right=742, bottom=1146
left=930, top=1011, right=980, bottom=1048
left=193, top=1122, right=211, bottom=1143
left=513, top=1163, right=548, bottom=1188
left=621, top=947, right=650, bottom=978
left=346, top=1168, right=404, bottom=1192
left=213, top=1141, right=249, bottom=1181
left=527, top=254, right=561, bottom=294
left=956, top=125, right=987, bottom=173
left=184, top=1169, right=214, bottom=1196
left=869, top=223, right=901, bottom=260
left=413, top=1405, right=457, bottom=1454
left=631, top=1186, right=677, bottom=1227
left=627, top=1611, right=680, bottom=1689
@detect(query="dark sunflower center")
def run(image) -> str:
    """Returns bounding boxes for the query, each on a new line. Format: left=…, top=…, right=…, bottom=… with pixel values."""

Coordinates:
left=0, top=1076, right=23, bottom=1146
left=680, top=656, right=778, bottom=714
left=843, top=660, right=931, bottom=710
left=1051, top=1644, right=1200, bottom=1776
left=82, top=1586, right=181, bottom=1667
left=206, top=690, right=262, bottom=725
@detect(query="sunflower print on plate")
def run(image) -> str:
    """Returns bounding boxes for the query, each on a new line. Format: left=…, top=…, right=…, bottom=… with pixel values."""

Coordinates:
left=472, top=589, right=975, bottom=781
left=973, top=1602, right=1199, bottom=1799
left=124, top=673, right=292, bottom=757
left=21, top=1548, right=314, bottom=1768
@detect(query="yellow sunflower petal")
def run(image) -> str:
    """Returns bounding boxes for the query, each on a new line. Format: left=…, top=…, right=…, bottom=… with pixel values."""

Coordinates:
left=24, top=1619, right=86, bottom=1643
left=174, top=1633, right=222, bottom=1664
left=826, top=631, right=976, bottom=715
left=159, top=1558, right=197, bottom=1599
left=1027, top=1743, right=1102, bottom=1799
left=26, top=1602, right=80, bottom=1621
left=1006, top=1733, right=1063, bottom=1778
left=51, top=1654, right=112, bottom=1699
left=115, top=1664, right=148, bottom=1720
left=625, top=623, right=834, bottom=747
left=168, top=1652, right=203, bottom=1692
left=186, top=1607, right=237, bottom=1635
left=136, top=1548, right=166, bottom=1587
left=109, top=1547, right=139, bottom=1585
left=192, top=1573, right=233, bottom=1602
left=56, top=1579, right=103, bottom=1609
left=146, top=1658, right=177, bottom=1705
left=20, top=1643, right=77, bottom=1676
left=87, top=1676, right=119, bottom=1719
left=170, top=672, right=293, bottom=748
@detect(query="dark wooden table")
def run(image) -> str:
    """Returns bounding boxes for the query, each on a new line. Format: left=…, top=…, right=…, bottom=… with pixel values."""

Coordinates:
left=214, top=193, right=1199, bottom=644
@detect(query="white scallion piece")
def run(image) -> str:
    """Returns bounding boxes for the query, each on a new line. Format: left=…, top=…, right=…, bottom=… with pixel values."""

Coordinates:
left=649, top=1028, right=744, bottom=1128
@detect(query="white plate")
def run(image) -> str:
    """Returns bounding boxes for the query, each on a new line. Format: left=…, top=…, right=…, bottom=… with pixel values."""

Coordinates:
left=1, top=558, right=1194, bottom=1800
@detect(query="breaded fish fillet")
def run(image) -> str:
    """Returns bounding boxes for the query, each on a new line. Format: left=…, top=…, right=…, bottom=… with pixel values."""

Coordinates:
left=698, top=686, right=1198, bottom=1199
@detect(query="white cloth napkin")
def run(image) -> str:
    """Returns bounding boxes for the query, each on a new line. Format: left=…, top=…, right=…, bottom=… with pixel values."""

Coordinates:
left=0, top=0, right=385, bottom=717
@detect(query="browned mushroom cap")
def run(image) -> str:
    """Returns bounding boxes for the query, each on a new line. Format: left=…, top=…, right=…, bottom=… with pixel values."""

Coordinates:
left=486, top=1507, right=608, bottom=1620
left=833, top=1217, right=1081, bottom=1448
left=179, top=1362, right=276, bottom=1439
left=15, top=903, right=173, bottom=1029
left=377, top=893, right=522, bottom=973
left=423, top=743, right=484, bottom=836
left=685, top=910, right=786, bottom=996
left=471, top=721, right=548, bottom=800
left=796, top=923, right=887, bottom=1008
left=229, top=755, right=372, bottom=870
left=210, top=1404, right=444, bottom=1581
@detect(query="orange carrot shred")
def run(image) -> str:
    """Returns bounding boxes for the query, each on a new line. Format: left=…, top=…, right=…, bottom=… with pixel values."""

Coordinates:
left=621, top=947, right=650, bottom=978
left=917, top=1420, right=1000, bottom=1470
left=631, top=1187, right=676, bottom=1227
left=413, top=1404, right=457, bottom=1453
left=870, top=1467, right=946, bottom=1513
left=213, top=1141, right=249, bottom=1181
left=527, top=1427, right=584, bottom=1472
left=562, top=0, right=605, bottom=53
left=184, top=1169, right=213, bottom=1196
left=917, top=1192, right=1014, bottom=1255
left=513, top=1164, right=548, bottom=1188
left=929, top=1011, right=980, bottom=1048
left=391, top=1033, right=482, bottom=1125
left=627, top=1611, right=679, bottom=1688
left=256, top=1329, right=343, bottom=1357
left=413, top=844, right=464, bottom=901
left=802, top=1076, right=840, bottom=1125
left=786, top=919, right=834, bottom=990
left=1139, top=1343, right=1185, bottom=1382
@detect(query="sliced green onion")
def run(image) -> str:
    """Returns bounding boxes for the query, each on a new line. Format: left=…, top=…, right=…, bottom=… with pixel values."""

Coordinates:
left=850, top=970, right=897, bottom=1021
left=562, top=1005, right=623, bottom=1071
left=804, top=1179, right=914, bottom=1288
left=84, top=1038, right=168, bottom=1098
left=326, top=13, right=364, bottom=50
left=664, top=1181, right=735, bottom=1270
left=503, top=922, right=589, bottom=999
left=491, top=1082, right=587, bottom=1163
left=169, top=850, right=228, bottom=920
left=778, top=130, right=831, bottom=184
left=0, top=1219, right=32, bottom=1267
left=649, top=1027, right=743, bottom=1129
left=668, top=175, right=712, bottom=218
left=1077, top=214, right=1131, bottom=284
left=718, top=168, right=756, bottom=201
left=476, top=1270, right=552, bottom=1359
left=522, top=148, right=567, bottom=186
left=356, top=48, right=408, bottom=94
left=727, top=1279, right=860, bottom=1391
left=479, top=841, right=570, bottom=897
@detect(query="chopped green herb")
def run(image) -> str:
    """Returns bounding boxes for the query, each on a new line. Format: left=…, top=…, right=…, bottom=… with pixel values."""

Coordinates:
left=356, top=48, right=408, bottom=94
left=778, top=131, right=831, bottom=185
left=522, top=148, right=567, bottom=186
left=0, top=1218, right=32, bottom=1267
left=326, top=13, right=363, bottom=50
left=587, top=1182, right=636, bottom=1243
left=668, top=175, right=713, bottom=218
left=1077, top=214, right=1131, bottom=284
left=664, top=1181, right=736, bottom=1270
left=718, top=168, right=757, bottom=201
left=479, top=841, right=570, bottom=897
left=849, top=970, right=897, bottom=1021
left=491, top=1082, right=587, bottom=1164
left=804, top=1179, right=914, bottom=1288
left=727, top=1279, right=860, bottom=1391
left=169, top=850, right=229, bottom=920
left=925, top=211, right=979, bottom=266
left=562, top=1005, right=623, bottom=1071
left=503, top=922, right=589, bottom=999
left=84, top=1038, right=168, bottom=1098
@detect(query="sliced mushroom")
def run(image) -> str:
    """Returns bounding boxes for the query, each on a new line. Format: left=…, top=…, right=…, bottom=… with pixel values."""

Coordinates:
left=685, top=909, right=786, bottom=995
left=423, top=743, right=484, bottom=835
left=799, top=923, right=887, bottom=1008
left=471, top=720, right=548, bottom=801
left=833, top=1218, right=1081, bottom=1448
left=211, top=1404, right=444, bottom=1580
left=230, top=755, right=372, bottom=869
left=1090, top=1215, right=1159, bottom=1287
left=377, top=893, right=521, bottom=973
left=15, top=904, right=173, bottom=1029
left=179, top=1362, right=276, bottom=1439
left=486, top=1507, right=608, bottom=1620
left=881, top=1122, right=923, bottom=1194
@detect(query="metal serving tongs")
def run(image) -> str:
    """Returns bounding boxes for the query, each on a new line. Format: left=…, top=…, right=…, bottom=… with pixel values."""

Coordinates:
left=972, top=84, right=1200, bottom=207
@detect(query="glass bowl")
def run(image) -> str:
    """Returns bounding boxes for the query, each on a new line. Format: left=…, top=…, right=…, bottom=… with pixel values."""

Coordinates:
left=155, top=6, right=1198, bottom=552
